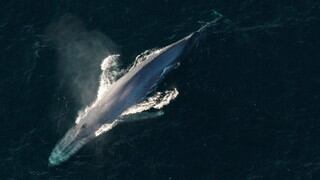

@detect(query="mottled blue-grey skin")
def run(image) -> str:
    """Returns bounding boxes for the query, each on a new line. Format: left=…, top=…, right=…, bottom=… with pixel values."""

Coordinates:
left=49, top=28, right=204, bottom=166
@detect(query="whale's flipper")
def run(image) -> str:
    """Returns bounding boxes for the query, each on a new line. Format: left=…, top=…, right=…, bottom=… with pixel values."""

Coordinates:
left=120, top=111, right=164, bottom=122
left=121, top=88, right=179, bottom=116
left=95, top=119, right=120, bottom=136
left=94, top=111, right=164, bottom=137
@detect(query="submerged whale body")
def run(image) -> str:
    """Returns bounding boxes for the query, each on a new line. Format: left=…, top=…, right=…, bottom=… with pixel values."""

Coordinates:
left=48, top=19, right=220, bottom=166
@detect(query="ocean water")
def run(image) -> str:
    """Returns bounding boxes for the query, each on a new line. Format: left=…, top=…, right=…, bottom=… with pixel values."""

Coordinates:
left=1, top=0, right=320, bottom=179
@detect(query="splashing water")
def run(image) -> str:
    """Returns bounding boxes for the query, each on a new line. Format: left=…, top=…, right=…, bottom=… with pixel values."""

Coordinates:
left=98, top=54, right=123, bottom=100
left=75, top=54, right=123, bottom=124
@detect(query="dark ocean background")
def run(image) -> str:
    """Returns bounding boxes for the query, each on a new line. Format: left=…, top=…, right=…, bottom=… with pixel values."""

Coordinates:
left=1, top=0, right=320, bottom=179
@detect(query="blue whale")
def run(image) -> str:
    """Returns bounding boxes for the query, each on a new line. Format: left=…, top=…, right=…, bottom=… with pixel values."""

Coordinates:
left=48, top=20, right=220, bottom=166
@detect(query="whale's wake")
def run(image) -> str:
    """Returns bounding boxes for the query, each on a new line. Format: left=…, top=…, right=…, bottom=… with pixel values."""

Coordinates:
left=76, top=50, right=179, bottom=137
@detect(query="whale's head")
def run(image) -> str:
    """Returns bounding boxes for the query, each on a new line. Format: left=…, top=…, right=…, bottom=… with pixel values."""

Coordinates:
left=48, top=123, right=95, bottom=166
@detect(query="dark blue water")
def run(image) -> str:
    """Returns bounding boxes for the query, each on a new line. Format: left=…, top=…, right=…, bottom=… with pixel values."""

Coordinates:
left=1, top=0, right=320, bottom=179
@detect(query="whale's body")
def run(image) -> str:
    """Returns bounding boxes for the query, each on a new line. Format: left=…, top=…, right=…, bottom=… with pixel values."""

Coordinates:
left=49, top=21, right=215, bottom=166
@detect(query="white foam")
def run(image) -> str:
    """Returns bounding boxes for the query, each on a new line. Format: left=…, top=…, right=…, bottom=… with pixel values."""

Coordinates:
left=97, top=54, right=122, bottom=100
